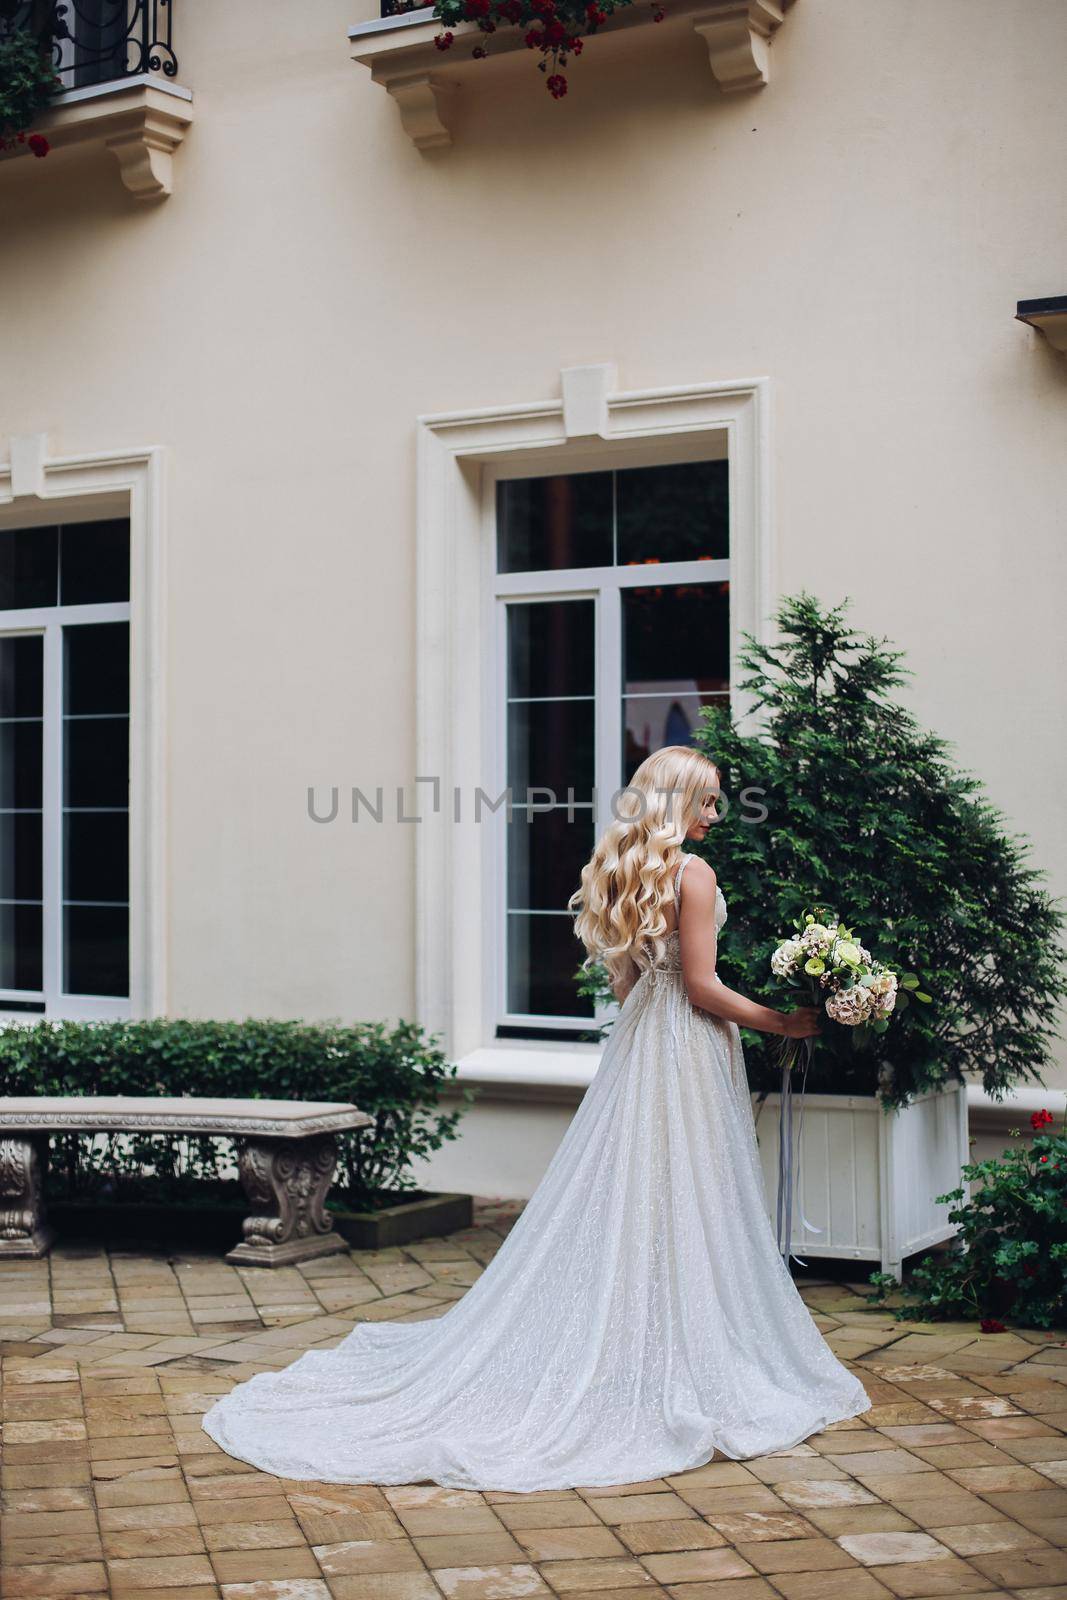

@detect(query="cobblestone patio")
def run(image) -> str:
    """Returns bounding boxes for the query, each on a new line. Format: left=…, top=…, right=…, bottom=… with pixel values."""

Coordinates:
left=2, top=1199, right=1066, bottom=1600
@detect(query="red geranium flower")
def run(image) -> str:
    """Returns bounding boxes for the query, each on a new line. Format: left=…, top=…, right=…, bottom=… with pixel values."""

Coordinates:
left=28, top=133, right=50, bottom=158
left=434, top=30, right=454, bottom=47
left=546, top=71, right=567, bottom=96
left=980, top=1317, right=1006, bottom=1334
left=1031, top=1109, right=1055, bottom=1131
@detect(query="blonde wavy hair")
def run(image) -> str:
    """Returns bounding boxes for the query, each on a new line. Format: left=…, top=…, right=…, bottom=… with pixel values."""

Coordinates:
left=569, top=745, right=721, bottom=989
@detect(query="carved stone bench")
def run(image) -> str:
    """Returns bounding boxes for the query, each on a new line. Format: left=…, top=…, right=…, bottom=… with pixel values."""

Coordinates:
left=0, top=1096, right=373, bottom=1268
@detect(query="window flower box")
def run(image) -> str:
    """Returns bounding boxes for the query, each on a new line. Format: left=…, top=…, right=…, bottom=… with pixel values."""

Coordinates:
left=349, top=0, right=796, bottom=149
left=751, top=1083, right=970, bottom=1281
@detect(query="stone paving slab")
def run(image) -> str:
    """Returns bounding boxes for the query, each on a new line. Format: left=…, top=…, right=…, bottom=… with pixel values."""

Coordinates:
left=1, top=1198, right=1064, bottom=1600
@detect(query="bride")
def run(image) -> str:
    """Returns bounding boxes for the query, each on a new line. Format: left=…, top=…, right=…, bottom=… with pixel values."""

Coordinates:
left=202, top=744, right=870, bottom=1490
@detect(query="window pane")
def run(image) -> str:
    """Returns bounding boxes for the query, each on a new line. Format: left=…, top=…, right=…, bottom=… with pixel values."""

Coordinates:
left=0, top=813, right=42, bottom=900
left=64, top=717, right=128, bottom=807
left=507, top=914, right=592, bottom=1018
left=624, top=581, right=729, bottom=689
left=508, top=809, right=593, bottom=912
left=60, top=520, right=130, bottom=606
left=497, top=474, right=613, bottom=574
left=0, top=633, right=43, bottom=992
left=616, top=460, right=729, bottom=566
left=0, top=904, right=42, bottom=991
left=508, top=700, right=594, bottom=801
left=622, top=582, right=730, bottom=778
left=624, top=691, right=730, bottom=781
left=508, top=600, right=594, bottom=700
left=0, top=715, right=42, bottom=809
left=64, top=812, right=129, bottom=904
left=0, top=635, right=43, bottom=718
left=69, top=0, right=130, bottom=90
left=64, top=621, right=129, bottom=715
left=0, top=526, right=58, bottom=611
left=62, top=622, right=130, bottom=998
left=64, top=904, right=128, bottom=997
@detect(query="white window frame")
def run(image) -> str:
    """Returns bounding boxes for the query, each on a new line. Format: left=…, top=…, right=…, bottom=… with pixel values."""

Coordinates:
left=490, top=482, right=732, bottom=1035
left=0, top=436, right=167, bottom=1022
left=415, top=369, right=772, bottom=1068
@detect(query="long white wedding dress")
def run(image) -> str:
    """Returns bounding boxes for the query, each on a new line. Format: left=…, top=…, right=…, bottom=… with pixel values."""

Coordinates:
left=201, top=857, right=870, bottom=1489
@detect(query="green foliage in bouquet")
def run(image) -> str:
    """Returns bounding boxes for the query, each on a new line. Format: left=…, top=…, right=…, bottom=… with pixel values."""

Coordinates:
left=867, top=1117, right=1067, bottom=1327
left=694, top=593, right=1067, bottom=1107
left=0, top=1017, right=472, bottom=1211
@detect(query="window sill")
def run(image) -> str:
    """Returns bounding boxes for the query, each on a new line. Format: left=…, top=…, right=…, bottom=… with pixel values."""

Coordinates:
left=349, top=0, right=795, bottom=150
left=0, top=76, right=194, bottom=202
left=451, top=1040, right=603, bottom=1102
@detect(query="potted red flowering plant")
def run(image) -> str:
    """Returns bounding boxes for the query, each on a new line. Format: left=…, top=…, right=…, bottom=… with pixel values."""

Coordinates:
left=431, top=0, right=663, bottom=97
left=867, top=1108, right=1067, bottom=1329
left=0, top=0, right=64, bottom=157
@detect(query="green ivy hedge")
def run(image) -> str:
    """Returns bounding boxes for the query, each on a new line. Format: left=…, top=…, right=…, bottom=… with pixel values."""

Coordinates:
left=0, top=1018, right=472, bottom=1212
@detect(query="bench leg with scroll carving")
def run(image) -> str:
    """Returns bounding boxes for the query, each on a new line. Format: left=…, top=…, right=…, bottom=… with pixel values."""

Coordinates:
left=0, top=1136, right=55, bottom=1259
left=227, top=1133, right=348, bottom=1266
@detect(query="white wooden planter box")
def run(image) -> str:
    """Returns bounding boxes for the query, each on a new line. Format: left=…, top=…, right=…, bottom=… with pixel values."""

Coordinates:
left=751, top=1084, right=969, bottom=1280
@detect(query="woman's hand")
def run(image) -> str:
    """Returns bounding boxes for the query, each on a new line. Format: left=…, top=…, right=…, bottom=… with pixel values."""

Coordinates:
left=779, top=1006, right=822, bottom=1039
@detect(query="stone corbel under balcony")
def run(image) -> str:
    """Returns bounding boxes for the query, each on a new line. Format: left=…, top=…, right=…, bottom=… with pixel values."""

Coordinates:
left=1016, top=296, right=1067, bottom=356
left=0, top=75, right=193, bottom=201
left=349, top=0, right=796, bottom=150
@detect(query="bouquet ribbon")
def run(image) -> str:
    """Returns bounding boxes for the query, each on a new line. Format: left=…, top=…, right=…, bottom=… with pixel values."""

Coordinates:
left=775, top=1035, right=822, bottom=1264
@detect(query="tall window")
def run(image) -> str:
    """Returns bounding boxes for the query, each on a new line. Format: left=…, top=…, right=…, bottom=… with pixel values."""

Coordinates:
left=494, top=460, right=729, bottom=1035
left=0, top=520, right=131, bottom=1018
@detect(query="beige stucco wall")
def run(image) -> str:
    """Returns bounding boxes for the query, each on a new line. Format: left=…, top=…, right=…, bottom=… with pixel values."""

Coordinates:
left=1, top=0, right=1065, bottom=1082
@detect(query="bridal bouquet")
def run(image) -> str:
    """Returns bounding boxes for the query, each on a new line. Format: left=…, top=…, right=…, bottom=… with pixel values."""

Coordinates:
left=767, top=908, right=930, bottom=1259
left=771, top=909, right=930, bottom=1063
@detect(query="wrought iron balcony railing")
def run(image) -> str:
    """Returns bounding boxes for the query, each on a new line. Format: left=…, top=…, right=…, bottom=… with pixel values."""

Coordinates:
left=1, top=0, right=178, bottom=93
left=379, top=0, right=432, bottom=16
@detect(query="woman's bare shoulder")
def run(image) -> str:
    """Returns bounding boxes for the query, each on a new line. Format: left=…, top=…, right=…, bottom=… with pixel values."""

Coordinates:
left=681, top=856, right=717, bottom=897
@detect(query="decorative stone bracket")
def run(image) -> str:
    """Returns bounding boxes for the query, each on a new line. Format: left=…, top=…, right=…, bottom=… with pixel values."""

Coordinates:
left=0, top=76, right=194, bottom=201
left=0, top=1137, right=54, bottom=1259
left=350, top=0, right=796, bottom=150
left=228, top=1133, right=349, bottom=1268
left=1016, top=296, right=1067, bottom=356
left=694, top=0, right=794, bottom=93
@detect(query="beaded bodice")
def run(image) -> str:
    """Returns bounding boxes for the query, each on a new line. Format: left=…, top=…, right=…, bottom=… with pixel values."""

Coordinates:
left=637, top=855, right=727, bottom=977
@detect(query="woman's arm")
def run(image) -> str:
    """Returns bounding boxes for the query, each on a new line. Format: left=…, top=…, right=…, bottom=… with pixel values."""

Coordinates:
left=678, top=859, right=820, bottom=1039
